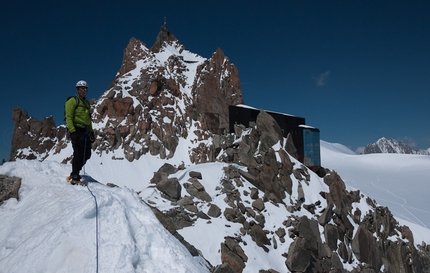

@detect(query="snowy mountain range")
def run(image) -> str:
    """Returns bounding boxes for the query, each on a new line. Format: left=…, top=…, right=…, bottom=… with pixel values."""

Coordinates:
left=364, top=137, right=430, bottom=155
left=3, top=25, right=430, bottom=272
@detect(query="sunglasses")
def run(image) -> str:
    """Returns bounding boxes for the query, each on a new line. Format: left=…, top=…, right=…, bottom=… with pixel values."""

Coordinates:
left=78, top=87, right=88, bottom=91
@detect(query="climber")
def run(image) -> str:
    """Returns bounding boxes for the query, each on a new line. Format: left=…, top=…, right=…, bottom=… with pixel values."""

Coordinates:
left=65, top=80, right=95, bottom=183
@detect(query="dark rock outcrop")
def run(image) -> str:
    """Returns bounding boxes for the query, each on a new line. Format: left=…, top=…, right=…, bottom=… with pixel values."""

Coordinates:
left=221, top=237, right=248, bottom=273
left=10, top=107, right=66, bottom=161
left=0, top=175, right=21, bottom=205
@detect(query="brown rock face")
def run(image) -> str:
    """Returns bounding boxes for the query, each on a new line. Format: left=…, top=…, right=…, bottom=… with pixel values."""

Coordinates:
left=115, top=37, right=148, bottom=82
left=150, top=25, right=178, bottom=53
left=192, top=48, right=244, bottom=135
left=89, top=31, right=244, bottom=163
left=10, top=107, right=66, bottom=161
left=352, top=225, right=383, bottom=271
left=219, top=110, right=292, bottom=203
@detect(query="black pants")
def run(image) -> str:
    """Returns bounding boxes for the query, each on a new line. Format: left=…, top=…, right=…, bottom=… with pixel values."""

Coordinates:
left=71, top=127, right=91, bottom=176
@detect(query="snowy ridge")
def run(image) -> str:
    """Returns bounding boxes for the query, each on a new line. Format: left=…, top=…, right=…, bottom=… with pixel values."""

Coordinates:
left=1, top=140, right=430, bottom=272
left=0, top=160, right=209, bottom=273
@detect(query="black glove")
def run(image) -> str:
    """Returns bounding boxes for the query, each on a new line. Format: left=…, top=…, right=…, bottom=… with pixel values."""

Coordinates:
left=89, top=131, right=95, bottom=143
left=70, top=132, right=79, bottom=142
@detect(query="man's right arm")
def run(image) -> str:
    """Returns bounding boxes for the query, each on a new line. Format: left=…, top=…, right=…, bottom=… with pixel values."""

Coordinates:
left=65, top=98, right=76, bottom=133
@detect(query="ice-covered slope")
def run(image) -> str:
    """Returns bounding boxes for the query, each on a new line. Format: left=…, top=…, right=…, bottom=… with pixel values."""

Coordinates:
left=321, top=140, right=430, bottom=229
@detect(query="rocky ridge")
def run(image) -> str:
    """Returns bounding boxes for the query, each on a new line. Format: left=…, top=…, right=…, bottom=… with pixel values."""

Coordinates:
left=147, top=110, right=430, bottom=273
left=10, top=25, right=243, bottom=163
left=5, top=26, right=430, bottom=272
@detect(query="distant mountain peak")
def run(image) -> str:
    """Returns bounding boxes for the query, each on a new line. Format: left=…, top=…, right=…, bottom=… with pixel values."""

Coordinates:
left=364, top=137, right=429, bottom=155
left=364, top=137, right=412, bottom=154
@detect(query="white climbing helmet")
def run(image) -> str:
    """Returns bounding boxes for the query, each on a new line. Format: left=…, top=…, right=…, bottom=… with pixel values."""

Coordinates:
left=76, top=80, right=88, bottom=88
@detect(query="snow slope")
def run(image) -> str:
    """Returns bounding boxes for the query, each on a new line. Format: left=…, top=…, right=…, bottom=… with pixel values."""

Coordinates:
left=0, top=160, right=209, bottom=273
left=321, top=140, right=430, bottom=230
left=1, top=140, right=430, bottom=272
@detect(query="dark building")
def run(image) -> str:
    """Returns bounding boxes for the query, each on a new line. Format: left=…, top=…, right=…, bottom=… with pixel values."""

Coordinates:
left=229, top=105, right=321, bottom=167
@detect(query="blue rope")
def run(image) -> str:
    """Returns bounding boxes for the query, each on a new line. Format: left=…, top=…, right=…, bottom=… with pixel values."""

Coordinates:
left=83, top=129, right=99, bottom=273
left=86, top=182, right=99, bottom=273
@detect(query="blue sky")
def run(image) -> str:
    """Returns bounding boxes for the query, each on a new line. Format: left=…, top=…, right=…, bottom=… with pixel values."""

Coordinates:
left=1, top=0, right=430, bottom=161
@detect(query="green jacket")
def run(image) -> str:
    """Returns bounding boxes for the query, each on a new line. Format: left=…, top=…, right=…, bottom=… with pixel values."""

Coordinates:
left=65, top=96, right=93, bottom=133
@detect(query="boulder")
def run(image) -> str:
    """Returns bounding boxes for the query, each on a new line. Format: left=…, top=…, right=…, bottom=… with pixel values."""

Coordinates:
left=157, top=163, right=177, bottom=175
left=351, top=225, right=382, bottom=271
left=251, top=198, right=265, bottom=212
left=208, top=204, right=222, bottom=218
left=255, top=110, right=283, bottom=153
left=189, top=171, right=202, bottom=179
left=0, top=175, right=21, bottom=205
left=286, top=237, right=312, bottom=272
left=221, top=238, right=246, bottom=273
left=156, top=177, right=181, bottom=200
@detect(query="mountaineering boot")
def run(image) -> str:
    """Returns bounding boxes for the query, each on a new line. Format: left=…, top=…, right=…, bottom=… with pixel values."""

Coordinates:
left=71, top=173, right=82, bottom=181
left=67, top=174, right=85, bottom=186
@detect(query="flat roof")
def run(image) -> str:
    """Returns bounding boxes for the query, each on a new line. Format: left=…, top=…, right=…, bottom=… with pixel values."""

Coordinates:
left=233, top=104, right=299, bottom=118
